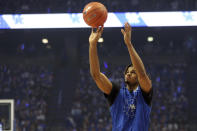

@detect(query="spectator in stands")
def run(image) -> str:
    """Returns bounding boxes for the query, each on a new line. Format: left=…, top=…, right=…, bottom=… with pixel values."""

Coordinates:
left=0, top=64, right=53, bottom=131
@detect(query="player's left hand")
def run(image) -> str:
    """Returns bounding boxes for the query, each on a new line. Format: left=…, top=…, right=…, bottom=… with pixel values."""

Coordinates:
left=89, top=26, right=103, bottom=45
left=121, top=22, right=132, bottom=45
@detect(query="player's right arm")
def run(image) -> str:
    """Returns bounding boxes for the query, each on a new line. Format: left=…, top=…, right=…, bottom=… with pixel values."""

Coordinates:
left=89, top=27, right=112, bottom=95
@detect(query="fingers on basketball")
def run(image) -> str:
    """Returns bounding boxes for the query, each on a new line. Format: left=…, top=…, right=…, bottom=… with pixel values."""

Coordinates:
left=100, top=26, right=104, bottom=34
left=96, top=26, right=103, bottom=34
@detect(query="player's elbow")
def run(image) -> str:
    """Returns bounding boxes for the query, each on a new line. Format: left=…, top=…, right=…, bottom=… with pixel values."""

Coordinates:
left=139, top=75, right=152, bottom=93
left=146, top=80, right=152, bottom=91
left=90, top=71, right=100, bottom=80
left=147, top=81, right=152, bottom=91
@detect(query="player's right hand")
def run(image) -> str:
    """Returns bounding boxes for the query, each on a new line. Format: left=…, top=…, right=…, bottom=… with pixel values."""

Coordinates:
left=89, top=26, right=103, bottom=45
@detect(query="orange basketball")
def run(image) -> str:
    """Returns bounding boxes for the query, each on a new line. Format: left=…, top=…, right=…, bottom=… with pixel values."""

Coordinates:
left=83, top=2, right=108, bottom=28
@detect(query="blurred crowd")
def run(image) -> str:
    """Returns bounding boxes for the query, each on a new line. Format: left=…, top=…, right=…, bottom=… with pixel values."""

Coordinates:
left=0, top=64, right=53, bottom=131
left=149, top=63, right=188, bottom=131
left=0, top=0, right=196, bottom=14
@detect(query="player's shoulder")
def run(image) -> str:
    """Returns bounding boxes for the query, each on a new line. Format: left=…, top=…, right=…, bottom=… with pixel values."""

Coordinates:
left=139, top=85, right=153, bottom=106
left=112, top=82, right=122, bottom=90
left=104, top=81, right=122, bottom=106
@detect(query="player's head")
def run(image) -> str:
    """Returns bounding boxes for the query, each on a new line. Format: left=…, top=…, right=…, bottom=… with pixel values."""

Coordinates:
left=124, top=64, right=139, bottom=88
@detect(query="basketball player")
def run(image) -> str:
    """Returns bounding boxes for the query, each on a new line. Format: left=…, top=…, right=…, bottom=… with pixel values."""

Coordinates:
left=89, top=22, right=153, bottom=131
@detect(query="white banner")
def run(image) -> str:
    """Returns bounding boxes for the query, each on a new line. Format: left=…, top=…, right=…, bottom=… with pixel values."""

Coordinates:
left=0, top=11, right=197, bottom=29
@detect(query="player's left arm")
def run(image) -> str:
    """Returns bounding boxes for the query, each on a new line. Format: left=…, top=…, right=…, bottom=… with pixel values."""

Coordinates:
left=121, top=22, right=152, bottom=93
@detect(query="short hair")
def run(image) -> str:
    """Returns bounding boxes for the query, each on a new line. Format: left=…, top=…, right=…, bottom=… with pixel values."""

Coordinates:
left=124, top=64, right=133, bottom=75
left=124, top=64, right=152, bottom=81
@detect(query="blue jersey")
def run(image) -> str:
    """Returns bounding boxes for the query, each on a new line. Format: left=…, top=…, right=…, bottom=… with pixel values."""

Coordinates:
left=104, top=83, right=153, bottom=131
